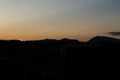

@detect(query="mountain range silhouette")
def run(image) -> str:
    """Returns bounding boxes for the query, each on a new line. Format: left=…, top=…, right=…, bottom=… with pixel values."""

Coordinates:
left=0, top=36, right=120, bottom=80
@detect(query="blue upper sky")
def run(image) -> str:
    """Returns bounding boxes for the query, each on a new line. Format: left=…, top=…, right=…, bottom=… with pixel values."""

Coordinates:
left=0, top=0, right=120, bottom=41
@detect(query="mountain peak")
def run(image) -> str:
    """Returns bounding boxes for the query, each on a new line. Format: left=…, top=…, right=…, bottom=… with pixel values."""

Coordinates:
left=88, top=36, right=120, bottom=46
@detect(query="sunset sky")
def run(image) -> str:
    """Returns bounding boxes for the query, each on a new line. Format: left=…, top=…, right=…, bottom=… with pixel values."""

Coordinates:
left=0, top=0, right=120, bottom=41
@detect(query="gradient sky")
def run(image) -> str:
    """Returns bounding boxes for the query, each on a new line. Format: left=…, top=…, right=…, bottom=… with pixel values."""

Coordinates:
left=0, top=0, right=120, bottom=41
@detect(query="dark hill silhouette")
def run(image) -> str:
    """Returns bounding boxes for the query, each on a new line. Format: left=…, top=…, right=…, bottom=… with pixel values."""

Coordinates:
left=0, top=36, right=120, bottom=80
left=88, top=36, right=120, bottom=47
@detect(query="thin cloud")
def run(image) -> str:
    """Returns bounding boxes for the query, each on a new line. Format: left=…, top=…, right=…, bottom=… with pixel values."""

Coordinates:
left=109, top=32, right=120, bottom=36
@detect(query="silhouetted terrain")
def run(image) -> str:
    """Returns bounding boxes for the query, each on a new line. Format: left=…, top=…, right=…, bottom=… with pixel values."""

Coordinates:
left=0, top=36, right=120, bottom=80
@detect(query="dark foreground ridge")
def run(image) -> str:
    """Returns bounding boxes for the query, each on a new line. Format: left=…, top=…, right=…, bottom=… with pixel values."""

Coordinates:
left=0, top=36, right=120, bottom=80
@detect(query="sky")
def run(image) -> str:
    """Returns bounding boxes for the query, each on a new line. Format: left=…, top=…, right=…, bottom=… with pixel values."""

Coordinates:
left=0, top=0, right=120, bottom=41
